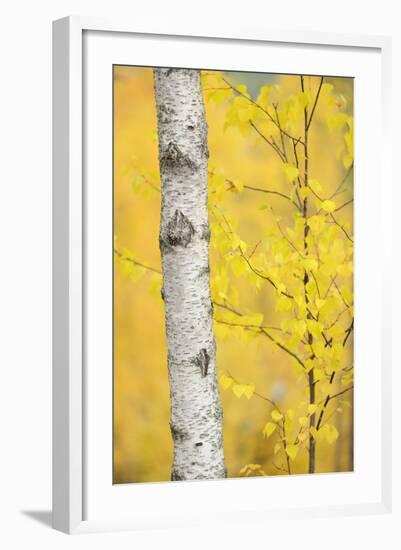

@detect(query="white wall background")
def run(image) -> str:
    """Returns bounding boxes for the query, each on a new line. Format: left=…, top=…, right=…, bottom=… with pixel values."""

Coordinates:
left=0, top=1, right=398, bottom=548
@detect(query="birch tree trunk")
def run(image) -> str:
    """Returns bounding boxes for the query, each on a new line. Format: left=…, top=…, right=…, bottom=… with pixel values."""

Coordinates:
left=154, top=68, right=226, bottom=481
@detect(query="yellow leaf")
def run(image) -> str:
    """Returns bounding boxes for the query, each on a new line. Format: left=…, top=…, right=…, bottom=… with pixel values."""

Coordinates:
left=314, top=368, right=324, bottom=382
left=298, top=91, right=310, bottom=108
left=305, top=359, right=315, bottom=373
left=308, top=215, right=325, bottom=235
left=308, top=404, right=318, bottom=415
left=321, top=83, right=334, bottom=95
left=230, top=255, right=248, bottom=277
left=327, top=112, right=348, bottom=130
left=309, top=179, right=322, bottom=193
left=275, top=294, right=293, bottom=313
left=243, top=384, right=255, bottom=400
left=256, top=85, right=272, bottom=107
left=343, top=153, right=353, bottom=168
left=324, top=424, right=339, bottom=444
left=231, top=233, right=241, bottom=250
left=274, top=443, right=281, bottom=455
left=220, top=375, right=233, bottom=391
left=299, top=187, right=310, bottom=200
left=286, top=444, right=298, bottom=460
left=283, top=163, right=300, bottom=183
left=306, top=319, right=322, bottom=339
left=293, top=319, right=306, bottom=338
left=320, top=200, right=336, bottom=213
left=286, top=409, right=295, bottom=420
left=263, top=422, right=277, bottom=438
left=299, top=416, right=308, bottom=428
left=302, top=258, right=318, bottom=272
left=207, top=88, right=233, bottom=104
left=272, top=410, right=283, bottom=422
left=232, top=384, right=246, bottom=398
left=236, top=83, right=249, bottom=97
left=298, top=432, right=307, bottom=442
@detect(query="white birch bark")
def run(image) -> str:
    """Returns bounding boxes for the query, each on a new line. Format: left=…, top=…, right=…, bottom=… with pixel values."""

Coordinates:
left=154, top=68, right=226, bottom=481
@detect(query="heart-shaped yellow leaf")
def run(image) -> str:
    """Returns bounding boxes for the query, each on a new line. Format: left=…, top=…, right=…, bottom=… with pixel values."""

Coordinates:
left=220, top=375, right=233, bottom=391
left=232, top=384, right=245, bottom=398
left=272, top=410, right=283, bottom=422
left=283, top=163, right=299, bottom=183
left=299, top=416, right=308, bottom=428
left=243, top=384, right=255, bottom=400
left=286, top=444, right=298, bottom=461
left=262, top=422, right=276, bottom=438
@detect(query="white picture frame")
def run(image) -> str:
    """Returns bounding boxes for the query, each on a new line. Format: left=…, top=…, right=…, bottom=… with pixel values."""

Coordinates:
left=52, top=16, right=392, bottom=535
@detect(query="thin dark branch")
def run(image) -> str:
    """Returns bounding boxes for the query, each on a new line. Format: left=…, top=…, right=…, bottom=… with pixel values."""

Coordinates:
left=343, top=319, right=354, bottom=346
left=226, top=371, right=280, bottom=410
left=215, top=318, right=282, bottom=333
left=260, top=328, right=306, bottom=370
left=334, top=199, right=353, bottom=213
left=316, top=384, right=354, bottom=431
left=238, top=247, right=294, bottom=299
left=249, top=120, right=286, bottom=162
left=216, top=319, right=305, bottom=369
left=114, top=249, right=161, bottom=274
left=329, top=164, right=354, bottom=199
left=213, top=301, right=244, bottom=317
left=243, top=183, right=300, bottom=209
left=328, top=385, right=354, bottom=401
left=222, top=77, right=305, bottom=145
left=248, top=240, right=261, bottom=260
left=306, top=77, right=324, bottom=131
left=329, top=213, right=354, bottom=243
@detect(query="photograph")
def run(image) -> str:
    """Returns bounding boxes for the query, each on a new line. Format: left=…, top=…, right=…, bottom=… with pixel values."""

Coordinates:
left=113, top=65, right=354, bottom=484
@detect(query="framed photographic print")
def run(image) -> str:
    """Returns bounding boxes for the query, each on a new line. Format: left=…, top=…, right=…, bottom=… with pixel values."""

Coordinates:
left=52, top=17, right=392, bottom=534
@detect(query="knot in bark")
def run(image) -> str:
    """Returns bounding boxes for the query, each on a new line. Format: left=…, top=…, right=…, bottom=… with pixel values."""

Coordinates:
left=160, top=142, right=197, bottom=172
left=170, top=422, right=190, bottom=443
left=194, top=348, right=210, bottom=378
left=164, top=210, right=195, bottom=249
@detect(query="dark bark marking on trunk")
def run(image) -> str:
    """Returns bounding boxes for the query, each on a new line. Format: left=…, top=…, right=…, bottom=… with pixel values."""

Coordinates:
left=160, top=142, right=197, bottom=173
left=170, top=422, right=190, bottom=443
left=171, top=469, right=184, bottom=481
left=200, top=223, right=211, bottom=242
left=160, top=209, right=195, bottom=253
left=194, top=348, right=210, bottom=378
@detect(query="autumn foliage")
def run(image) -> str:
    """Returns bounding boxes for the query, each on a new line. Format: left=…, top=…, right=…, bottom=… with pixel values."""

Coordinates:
left=114, top=66, right=354, bottom=482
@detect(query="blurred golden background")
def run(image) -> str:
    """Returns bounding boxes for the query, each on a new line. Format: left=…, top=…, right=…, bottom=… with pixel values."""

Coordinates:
left=113, top=66, right=353, bottom=483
